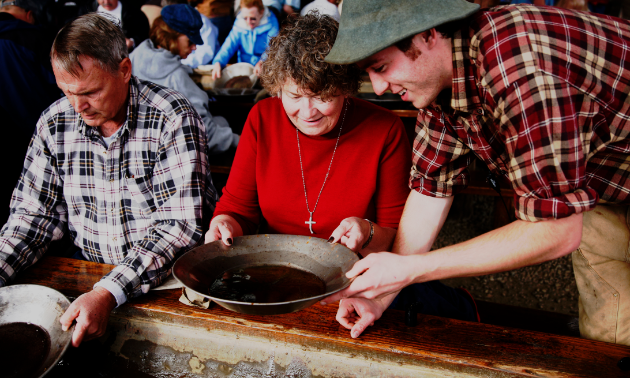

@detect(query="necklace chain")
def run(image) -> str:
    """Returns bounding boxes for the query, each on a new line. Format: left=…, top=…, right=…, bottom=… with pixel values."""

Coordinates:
left=297, top=99, right=348, bottom=233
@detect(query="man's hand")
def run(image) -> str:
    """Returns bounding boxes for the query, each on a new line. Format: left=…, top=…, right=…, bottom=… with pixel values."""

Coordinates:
left=335, top=295, right=393, bottom=338
left=60, top=286, right=117, bottom=347
left=322, top=252, right=417, bottom=304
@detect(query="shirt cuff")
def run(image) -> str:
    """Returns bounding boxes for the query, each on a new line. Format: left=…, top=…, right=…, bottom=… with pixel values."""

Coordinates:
left=94, top=280, right=127, bottom=308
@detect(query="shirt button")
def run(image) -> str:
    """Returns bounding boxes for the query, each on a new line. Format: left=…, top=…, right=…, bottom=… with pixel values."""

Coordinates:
left=103, top=151, right=107, bottom=154
left=109, top=178, right=114, bottom=182
left=112, top=237, right=117, bottom=241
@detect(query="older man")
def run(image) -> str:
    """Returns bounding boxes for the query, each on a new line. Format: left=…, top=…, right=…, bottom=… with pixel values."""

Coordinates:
left=323, top=0, right=630, bottom=344
left=0, top=13, right=216, bottom=347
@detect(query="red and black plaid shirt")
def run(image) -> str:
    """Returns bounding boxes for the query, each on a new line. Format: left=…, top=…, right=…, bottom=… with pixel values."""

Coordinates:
left=411, top=5, right=630, bottom=221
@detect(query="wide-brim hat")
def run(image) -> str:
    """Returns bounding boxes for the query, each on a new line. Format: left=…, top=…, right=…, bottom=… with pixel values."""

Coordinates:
left=161, top=4, right=204, bottom=46
left=325, top=0, right=480, bottom=64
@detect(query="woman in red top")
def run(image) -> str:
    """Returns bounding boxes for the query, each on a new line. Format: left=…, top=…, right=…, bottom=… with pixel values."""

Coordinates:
left=205, top=13, right=477, bottom=335
left=206, top=14, right=409, bottom=253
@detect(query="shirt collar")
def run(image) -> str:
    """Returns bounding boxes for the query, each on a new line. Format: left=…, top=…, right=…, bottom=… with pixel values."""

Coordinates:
left=77, top=76, right=139, bottom=138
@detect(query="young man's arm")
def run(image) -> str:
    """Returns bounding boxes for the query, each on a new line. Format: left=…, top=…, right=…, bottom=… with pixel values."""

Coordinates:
left=327, top=190, right=583, bottom=302
left=325, top=190, right=582, bottom=338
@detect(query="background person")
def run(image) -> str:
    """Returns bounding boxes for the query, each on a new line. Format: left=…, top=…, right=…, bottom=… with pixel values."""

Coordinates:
left=181, top=0, right=221, bottom=68
left=0, top=13, right=216, bottom=347
left=196, top=0, right=234, bottom=45
left=211, top=0, right=278, bottom=79
left=0, top=0, right=61, bottom=225
left=300, top=0, right=339, bottom=22
left=130, top=4, right=239, bottom=154
left=205, top=13, right=477, bottom=331
left=78, top=0, right=150, bottom=51
left=322, top=0, right=630, bottom=344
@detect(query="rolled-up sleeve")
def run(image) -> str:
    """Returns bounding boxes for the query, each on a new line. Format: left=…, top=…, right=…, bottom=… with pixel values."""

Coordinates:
left=496, top=72, right=601, bottom=222
left=409, top=108, right=473, bottom=197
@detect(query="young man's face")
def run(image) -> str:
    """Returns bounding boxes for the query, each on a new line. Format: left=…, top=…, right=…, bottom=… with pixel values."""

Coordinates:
left=359, top=32, right=452, bottom=110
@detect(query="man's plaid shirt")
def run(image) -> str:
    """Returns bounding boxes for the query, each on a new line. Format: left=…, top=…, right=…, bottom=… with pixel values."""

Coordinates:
left=411, top=5, right=630, bottom=221
left=0, top=77, right=217, bottom=303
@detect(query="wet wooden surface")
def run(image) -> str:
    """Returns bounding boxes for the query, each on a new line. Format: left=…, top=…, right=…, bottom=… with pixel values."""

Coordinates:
left=14, top=256, right=630, bottom=377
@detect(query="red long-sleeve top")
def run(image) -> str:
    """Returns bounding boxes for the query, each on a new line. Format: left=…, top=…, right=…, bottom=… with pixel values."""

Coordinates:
left=214, top=97, right=411, bottom=240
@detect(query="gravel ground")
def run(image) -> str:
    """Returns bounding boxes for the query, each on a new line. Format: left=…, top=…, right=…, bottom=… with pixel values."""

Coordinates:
left=436, top=194, right=580, bottom=316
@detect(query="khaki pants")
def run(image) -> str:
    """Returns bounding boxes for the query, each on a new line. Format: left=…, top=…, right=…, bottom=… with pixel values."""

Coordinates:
left=572, top=205, right=630, bottom=345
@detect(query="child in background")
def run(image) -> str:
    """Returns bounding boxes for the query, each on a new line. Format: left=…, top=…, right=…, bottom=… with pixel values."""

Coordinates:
left=211, top=0, right=278, bottom=79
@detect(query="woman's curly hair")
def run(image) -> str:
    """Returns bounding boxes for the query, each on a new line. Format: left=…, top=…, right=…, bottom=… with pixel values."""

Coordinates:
left=259, top=12, right=362, bottom=101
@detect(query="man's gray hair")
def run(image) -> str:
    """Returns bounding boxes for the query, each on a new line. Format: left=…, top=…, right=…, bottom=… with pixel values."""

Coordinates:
left=51, top=13, right=128, bottom=77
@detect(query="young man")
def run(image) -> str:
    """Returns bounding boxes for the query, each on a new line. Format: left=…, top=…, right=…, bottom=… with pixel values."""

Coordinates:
left=0, top=13, right=216, bottom=347
left=322, top=0, right=630, bottom=345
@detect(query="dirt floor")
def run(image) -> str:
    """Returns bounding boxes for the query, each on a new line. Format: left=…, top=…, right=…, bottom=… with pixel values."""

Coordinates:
left=436, top=194, right=580, bottom=316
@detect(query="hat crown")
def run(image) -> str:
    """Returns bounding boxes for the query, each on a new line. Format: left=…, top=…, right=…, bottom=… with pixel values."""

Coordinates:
left=160, top=4, right=204, bottom=45
left=326, top=0, right=479, bottom=64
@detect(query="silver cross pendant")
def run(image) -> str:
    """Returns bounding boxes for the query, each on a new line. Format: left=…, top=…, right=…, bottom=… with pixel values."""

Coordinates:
left=305, top=212, right=316, bottom=234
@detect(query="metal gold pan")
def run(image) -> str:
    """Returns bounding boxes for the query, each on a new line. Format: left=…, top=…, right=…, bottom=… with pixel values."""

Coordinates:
left=173, top=234, right=359, bottom=315
left=0, top=284, right=73, bottom=378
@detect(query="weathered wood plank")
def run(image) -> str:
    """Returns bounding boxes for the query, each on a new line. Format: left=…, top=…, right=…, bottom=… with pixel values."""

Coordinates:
left=13, top=256, right=630, bottom=377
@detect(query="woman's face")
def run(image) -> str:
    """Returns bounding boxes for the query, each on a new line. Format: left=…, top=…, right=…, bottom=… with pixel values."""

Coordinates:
left=241, top=6, right=263, bottom=29
left=176, top=35, right=196, bottom=59
left=281, top=79, right=345, bottom=137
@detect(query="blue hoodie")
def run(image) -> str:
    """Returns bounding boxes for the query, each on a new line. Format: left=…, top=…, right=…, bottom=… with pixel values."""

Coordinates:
left=212, top=7, right=279, bottom=68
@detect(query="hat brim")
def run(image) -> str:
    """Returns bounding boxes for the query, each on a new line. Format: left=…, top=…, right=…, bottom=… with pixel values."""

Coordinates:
left=325, top=0, right=480, bottom=64
left=188, top=33, right=204, bottom=46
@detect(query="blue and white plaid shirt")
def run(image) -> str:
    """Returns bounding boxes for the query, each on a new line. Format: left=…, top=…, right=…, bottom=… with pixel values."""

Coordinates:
left=0, top=77, right=217, bottom=305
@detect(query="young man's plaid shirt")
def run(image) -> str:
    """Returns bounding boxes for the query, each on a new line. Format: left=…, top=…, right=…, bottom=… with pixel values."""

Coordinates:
left=411, top=5, right=630, bottom=221
left=0, top=77, right=217, bottom=305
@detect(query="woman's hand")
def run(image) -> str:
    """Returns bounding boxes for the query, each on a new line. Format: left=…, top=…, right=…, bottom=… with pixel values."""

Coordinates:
left=329, top=217, right=371, bottom=253
left=254, top=61, right=263, bottom=76
left=211, top=62, right=222, bottom=80
left=205, top=214, right=243, bottom=246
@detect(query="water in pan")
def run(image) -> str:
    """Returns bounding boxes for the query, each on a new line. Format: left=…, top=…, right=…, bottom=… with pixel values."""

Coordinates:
left=0, top=322, right=51, bottom=378
left=208, top=265, right=326, bottom=303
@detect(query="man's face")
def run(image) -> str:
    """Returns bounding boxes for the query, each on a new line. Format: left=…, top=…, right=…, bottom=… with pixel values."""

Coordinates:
left=359, top=33, right=452, bottom=110
left=53, top=56, right=131, bottom=129
left=97, top=0, right=118, bottom=11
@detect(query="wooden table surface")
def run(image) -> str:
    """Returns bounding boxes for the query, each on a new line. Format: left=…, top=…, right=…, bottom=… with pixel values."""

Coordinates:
left=13, top=256, right=630, bottom=377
